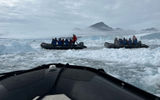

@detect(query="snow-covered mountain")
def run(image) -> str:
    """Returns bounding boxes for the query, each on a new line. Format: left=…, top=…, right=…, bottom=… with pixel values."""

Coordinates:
left=89, top=22, right=114, bottom=31
left=73, top=22, right=123, bottom=32
left=141, top=32, right=160, bottom=40
left=141, top=27, right=159, bottom=32
left=72, top=22, right=139, bottom=37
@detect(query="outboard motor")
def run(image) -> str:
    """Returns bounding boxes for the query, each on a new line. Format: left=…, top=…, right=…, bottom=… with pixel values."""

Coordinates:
left=78, top=42, right=84, bottom=46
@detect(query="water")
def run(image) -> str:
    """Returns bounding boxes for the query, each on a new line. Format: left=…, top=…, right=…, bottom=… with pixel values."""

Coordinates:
left=0, top=32, right=160, bottom=97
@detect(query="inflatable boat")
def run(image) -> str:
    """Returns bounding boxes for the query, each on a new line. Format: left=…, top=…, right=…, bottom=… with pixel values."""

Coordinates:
left=0, top=63, right=159, bottom=100
left=41, top=42, right=87, bottom=50
left=104, top=42, right=149, bottom=49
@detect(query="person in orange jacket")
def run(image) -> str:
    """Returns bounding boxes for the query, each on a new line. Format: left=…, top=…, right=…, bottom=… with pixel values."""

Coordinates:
left=72, top=34, right=77, bottom=45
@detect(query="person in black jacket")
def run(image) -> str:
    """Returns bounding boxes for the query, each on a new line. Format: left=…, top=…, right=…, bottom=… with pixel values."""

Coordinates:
left=114, top=37, right=119, bottom=45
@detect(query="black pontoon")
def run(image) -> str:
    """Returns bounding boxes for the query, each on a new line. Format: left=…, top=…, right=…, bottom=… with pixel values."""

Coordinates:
left=41, top=42, right=87, bottom=50
left=104, top=42, right=149, bottom=49
left=0, top=63, right=159, bottom=100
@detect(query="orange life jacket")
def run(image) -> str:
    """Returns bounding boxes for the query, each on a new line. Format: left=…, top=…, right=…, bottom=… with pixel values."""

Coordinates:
left=73, top=35, right=77, bottom=42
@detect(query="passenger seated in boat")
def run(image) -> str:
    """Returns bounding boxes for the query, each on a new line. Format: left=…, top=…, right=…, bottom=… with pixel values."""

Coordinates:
left=119, top=39, right=123, bottom=46
left=123, top=38, right=127, bottom=45
left=128, top=38, right=132, bottom=45
left=51, top=38, right=57, bottom=46
left=114, top=38, right=119, bottom=45
left=133, top=39, right=138, bottom=45
left=51, top=38, right=54, bottom=44
left=126, top=39, right=129, bottom=45
left=65, top=39, right=69, bottom=46
left=72, top=34, right=77, bottom=45
left=58, top=38, right=63, bottom=46
left=132, top=35, right=138, bottom=45
left=62, top=39, right=64, bottom=46
left=69, top=39, right=73, bottom=46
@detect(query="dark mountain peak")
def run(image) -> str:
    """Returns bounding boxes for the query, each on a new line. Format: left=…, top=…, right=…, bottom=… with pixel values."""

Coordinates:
left=95, top=21, right=105, bottom=25
left=89, top=22, right=113, bottom=31
left=90, top=22, right=108, bottom=27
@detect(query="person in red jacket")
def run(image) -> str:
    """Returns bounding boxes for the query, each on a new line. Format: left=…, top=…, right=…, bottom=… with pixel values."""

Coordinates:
left=72, top=34, right=77, bottom=45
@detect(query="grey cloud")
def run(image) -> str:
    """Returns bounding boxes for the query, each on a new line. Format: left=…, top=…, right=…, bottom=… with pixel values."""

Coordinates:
left=0, top=0, right=160, bottom=35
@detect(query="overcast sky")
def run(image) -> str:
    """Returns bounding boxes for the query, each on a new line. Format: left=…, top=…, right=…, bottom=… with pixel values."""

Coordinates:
left=0, top=0, right=160, bottom=35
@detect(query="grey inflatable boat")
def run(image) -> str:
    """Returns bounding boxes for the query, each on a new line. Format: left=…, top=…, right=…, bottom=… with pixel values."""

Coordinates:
left=0, top=63, right=159, bottom=100
left=41, top=42, right=87, bottom=50
left=104, top=42, right=149, bottom=49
